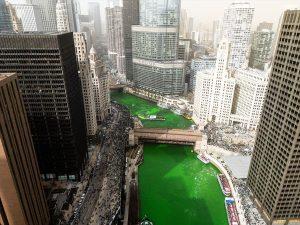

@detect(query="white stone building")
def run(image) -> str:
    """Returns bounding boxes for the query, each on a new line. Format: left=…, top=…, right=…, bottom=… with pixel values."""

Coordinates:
left=89, top=46, right=110, bottom=122
left=230, top=68, right=269, bottom=130
left=56, top=0, right=70, bottom=32
left=222, top=2, right=254, bottom=70
left=193, top=40, right=235, bottom=126
left=73, top=33, right=98, bottom=136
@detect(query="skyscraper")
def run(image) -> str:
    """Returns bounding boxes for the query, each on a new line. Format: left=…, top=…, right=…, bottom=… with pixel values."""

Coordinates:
left=247, top=9, right=300, bottom=225
left=222, top=2, right=254, bottom=70
left=249, top=28, right=274, bottom=70
left=29, top=0, right=57, bottom=32
left=89, top=46, right=110, bottom=122
left=0, top=0, right=13, bottom=32
left=13, top=4, right=44, bottom=31
left=0, top=73, right=50, bottom=225
left=6, top=2, right=23, bottom=32
left=213, top=20, right=221, bottom=51
left=56, top=0, right=70, bottom=32
left=73, top=33, right=98, bottom=137
left=193, top=40, right=235, bottom=125
left=106, top=5, right=125, bottom=77
left=122, top=0, right=139, bottom=81
left=132, top=0, right=185, bottom=95
left=88, top=2, right=101, bottom=40
left=179, top=8, right=188, bottom=38
left=257, top=21, right=273, bottom=31
left=0, top=33, right=87, bottom=180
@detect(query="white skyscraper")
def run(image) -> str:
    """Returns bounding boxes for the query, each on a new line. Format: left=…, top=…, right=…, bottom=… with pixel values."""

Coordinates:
left=193, top=39, right=235, bottom=126
left=13, top=4, right=44, bottom=31
left=73, top=33, right=98, bottom=136
left=222, top=2, right=254, bottom=70
left=56, top=0, right=70, bottom=32
left=230, top=68, right=269, bottom=130
left=89, top=47, right=110, bottom=122
left=213, top=20, right=221, bottom=51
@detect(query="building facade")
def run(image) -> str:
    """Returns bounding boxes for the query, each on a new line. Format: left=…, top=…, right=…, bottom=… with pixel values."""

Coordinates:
left=249, top=29, right=274, bottom=70
left=13, top=4, right=44, bottom=32
left=89, top=46, right=110, bottom=123
left=56, top=0, right=70, bottom=32
left=122, top=0, right=139, bottom=81
left=190, top=55, right=216, bottom=91
left=0, top=33, right=87, bottom=180
left=0, top=73, right=50, bottom=225
left=132, top=0, right=185, bottom=95
left=88, top=2, right=101, bottom=41
left=74, top=33, right=98, bottom=137
left=193, top=40, right=235, bottom=126
left=0, top=0, right=13, bottom=32
left=247, top=9, right=300, bottom=225
left=6, top=3, right=23, bottom=32
left=230, top=68, right=269, bottom=130
left=222, top=2, right=254, bottom=70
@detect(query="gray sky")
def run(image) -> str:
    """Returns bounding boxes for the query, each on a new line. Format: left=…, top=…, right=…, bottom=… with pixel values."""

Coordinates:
left=181, top=0, right=300, bottom=29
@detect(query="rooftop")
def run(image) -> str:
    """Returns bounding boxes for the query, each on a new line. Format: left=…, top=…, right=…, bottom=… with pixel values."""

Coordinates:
left=223, top=155, right=251, bottom=179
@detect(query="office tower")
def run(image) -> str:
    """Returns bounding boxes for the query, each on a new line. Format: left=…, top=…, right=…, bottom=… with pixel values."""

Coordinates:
left=106, top=5, right=125, bottom=76
left=0, top=33, right=87, bottom=180
left=6, top=2, right=23, bottom=32
left=257, top=21, right=273, bottom=31
left=180, top=9, right=188, bottom=38
left=247, top=9, right=300, bottom=225
left=0, top=0, right=13, bottom=32
left=132, top=0, right=185, bottom=95
left=74, top=33, right=98, bottom=137
left=222, top=2, right=254, bottom=70
left=178, top=39, right=192, bottom=61
left=79, top=14, right=94, bottom=50
left=230, top=68, right=268, bottom=130
left=213, top=20, right=221, bottom=51
left=187, top=17, right=194, bottom=39
left=89, top=46, right=110, bottom=122
left=56, top=0, right=70, bottom=32
left=88, top=2, right=101, bottom=40
left=193, top=40, right=235, bottom=125
left=190, top=55, right=216, bottom=91
left=0, top=73, right=50, bottom=225
left=249, top=29, right=274, bottom=70
left=29, top=0, right=57, bottom=32
left=122, top=0, right=139, bottom=81
left=13, top=4, right=44, bottom=31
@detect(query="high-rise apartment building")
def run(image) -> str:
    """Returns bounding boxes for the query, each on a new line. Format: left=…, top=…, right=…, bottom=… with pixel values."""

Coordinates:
left=0, top=33, right=87, bottom=180
left=28, top=0, right=57, bottom=32
left=73, top=33, right=98, bottom=137
left=89, top=46, right=110, bottom=122
left=249, top=28, right=274, bottom=70
left=0, top=0, right=13, bottom=32
left=190, top=55, right=216, bottom=91
left=230, top=68, right=269, bottom=130
left=122, top=0, right=139, bottom=81
left=106, top=5, right=125, bottom=76
left=222, top=2, right=254, bottom=70
left=193, top=40, right=235, bottom=125
left=132, top=0, right=185, bottom=95
left=247, top=9, right=300, bottom=225
left=0, top=73, right=50, bottom=225
left=56, top=0, right=70, bottom=32
left=13, top=4, right=44, bottom=31
left=88, top=2, right=101, bottom=40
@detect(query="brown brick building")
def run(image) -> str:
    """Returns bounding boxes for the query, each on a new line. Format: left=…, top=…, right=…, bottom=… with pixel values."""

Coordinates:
left=0, top=73, right=49, bottom=225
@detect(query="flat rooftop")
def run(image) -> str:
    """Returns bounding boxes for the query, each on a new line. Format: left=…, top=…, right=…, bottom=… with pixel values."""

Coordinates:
left=223, top=155, right=252, bottom=179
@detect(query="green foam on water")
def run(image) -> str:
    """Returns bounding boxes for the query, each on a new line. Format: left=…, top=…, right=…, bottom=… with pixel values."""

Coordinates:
left=139, top=144, right=228, bottom=225
left=111, top=91, right=194, bottom=129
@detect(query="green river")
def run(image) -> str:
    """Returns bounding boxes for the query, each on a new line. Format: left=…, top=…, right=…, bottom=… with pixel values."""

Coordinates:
left=111, top=91, right=228, bottom=225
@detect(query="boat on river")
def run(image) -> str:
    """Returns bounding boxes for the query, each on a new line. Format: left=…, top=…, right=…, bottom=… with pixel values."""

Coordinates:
left=225, top=197, right=240, bottom=225
left=197, top=153, right=210, bottom=164
left=217, top=174, right=231, bottom=196
left=138, top=114, right=166, bottom=121
left=140, top=216, right=154, bottom=225
left=183, top=113, right=192, bottom=120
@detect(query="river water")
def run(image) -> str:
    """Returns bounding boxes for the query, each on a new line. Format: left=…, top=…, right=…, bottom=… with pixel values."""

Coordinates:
left=111, top=92, right=228, bottom=225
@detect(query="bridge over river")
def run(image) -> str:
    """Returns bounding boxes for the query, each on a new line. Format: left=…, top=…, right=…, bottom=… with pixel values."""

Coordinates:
left=132, top=128, right=202, bottom=146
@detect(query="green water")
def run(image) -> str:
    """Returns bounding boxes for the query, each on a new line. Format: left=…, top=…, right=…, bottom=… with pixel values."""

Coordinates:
left=139, top=144, right=228, bottom=225
left=111, top=91, right=194, bottom=129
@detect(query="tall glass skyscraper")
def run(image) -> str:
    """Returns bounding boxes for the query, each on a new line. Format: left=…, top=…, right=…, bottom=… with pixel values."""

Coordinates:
left=0, top=0, right=13, bottom=32
left=132, top=0, right=185, bottom=95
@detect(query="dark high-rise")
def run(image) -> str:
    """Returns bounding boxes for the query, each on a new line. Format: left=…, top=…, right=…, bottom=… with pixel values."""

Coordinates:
left=0, top=32, right=87, bottom=180
left=247, top=9, right=300, bottom=225
left=122, top=0, right=139, bottom=81
left=0, top=73, right=50, bottom=225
